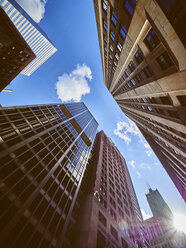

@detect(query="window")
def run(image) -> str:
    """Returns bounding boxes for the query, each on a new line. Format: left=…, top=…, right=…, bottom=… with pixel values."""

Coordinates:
left=120, top=25, right=127, bottom=39
left=177, top=95, right=186, bottom=106
left=148, top=106, right=153, bottom=111
left=117, top=42, right=122, bottom=52
left=121, top=237, right=129, bottom=247
left=115, top=53, right=119, bottom=60
left=124, top=69, right=130, bottom=77
left=110, top=225, right=118, bottom=240
left=110, top=45, right=114, bottom=52
left=110, top=197, right=116, bottom=208
left=128, top=61, right=136, bottom=72
left=144, top=28, right=160, bottom=51
left=127, top=82, right=131, bottom=88
left=124, top=0, right=136, bottom=15
left=110, top=31, right=115, bottom=41
left=130, top=79, right=136, bottom=86
left=103, top=0, right=107, bottom=12
left=97, top=231, right=106, bottom=248
left=104, top=37, right=107, bottom=43
left=112, top=12, right=117, bottom=25
left=156, top=52, right=173, bottom=70
left=143, top=65, right=153, bottom=78
left=98, top=211, right=107, bottom=227
left=135, top=73, right=143, bottom=83
left=134, top=49, right=144, bottom=64
left=104, top=21, right=107, bottom=31
left=122, top=74, right=126, bottom=81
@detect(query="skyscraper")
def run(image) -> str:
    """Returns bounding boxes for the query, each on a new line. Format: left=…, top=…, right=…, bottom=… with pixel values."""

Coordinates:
left=146, top=188, right=173, bottom=219
left=0, top=7, right=36, bottom=91
left=144, top=188, right=186, bottom=247
left=93, top=0, right=186, bottom=201
left=0, top=102, right=98, bottom=248
left=0, top=0, right=57, bottom=76
left=74, top=131, right=148, bottom=248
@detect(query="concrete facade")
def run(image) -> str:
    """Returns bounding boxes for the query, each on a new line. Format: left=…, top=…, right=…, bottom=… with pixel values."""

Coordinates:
left=93, top=0, right=186, bottom=201
left=74, top=131, right=148, bottom=248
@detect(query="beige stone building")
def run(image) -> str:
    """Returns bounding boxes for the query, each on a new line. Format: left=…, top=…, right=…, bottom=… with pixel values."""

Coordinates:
left=93, top=0, right=186, bottom=200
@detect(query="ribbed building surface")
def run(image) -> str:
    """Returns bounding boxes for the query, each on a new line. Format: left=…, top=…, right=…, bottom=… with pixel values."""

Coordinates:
left=74, top=131, right=148, bottom=248
left=93, top=0, right=186, bottom=201
left=0, top=102, right=98, bottom=248
left=0, top=0, right=57, bottom=76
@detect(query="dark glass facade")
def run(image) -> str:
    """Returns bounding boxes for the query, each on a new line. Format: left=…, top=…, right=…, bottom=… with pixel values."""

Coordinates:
left=0, top=102, right=98, bottom=248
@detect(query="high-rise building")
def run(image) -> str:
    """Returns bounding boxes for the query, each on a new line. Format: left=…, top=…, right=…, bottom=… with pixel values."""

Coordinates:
left=93, top=0, right=186, bottom=201
left=0, top=0, right=57, bottom=76
left=144, top=216, right=186, bottom=248
left=144, top=188, right=186, bottom=247
left=146, top=188, right=173, bottom=219
left=0, top=102, right=98, bottom=248
left=73, top=131, right=148, bottom=248
left=0, top=7, right=36, bottom=91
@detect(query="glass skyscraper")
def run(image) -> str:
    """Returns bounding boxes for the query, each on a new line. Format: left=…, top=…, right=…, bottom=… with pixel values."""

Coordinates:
left=0, top=102, right=98, bottom=248
left=146, top=188, right=173, bottom=219
left=0, top=0, right=57, bottom=76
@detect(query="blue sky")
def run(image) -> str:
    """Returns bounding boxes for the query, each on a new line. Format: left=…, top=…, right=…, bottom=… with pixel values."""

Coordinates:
left=1, top=0, right=185, bottom=219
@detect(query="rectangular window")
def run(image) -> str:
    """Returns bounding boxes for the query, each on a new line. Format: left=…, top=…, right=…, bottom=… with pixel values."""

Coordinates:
left=117, top=42, right=122, bottom=52
left=115, top=53, right=119, bottom=60
left=128, top=61, right=136, bottom=72
left=177, top=95, right=186, bottom=106
left=143, top=65, right=153, bottom=78
left=103, top=0, right=108, bottom=12
left=98, top=211, right=107, bottom=227
left=104, top=20, right=107, bottom=31
left=144, top=28, right=160, bottom=51
left=97, top=231, right=106, bottom=248
left=156, top=51, right=173, bottom=70
left=112, top=12, right=117, bottom=25
left=130, top=79, right=136, bottom=86
left=104, top=37, right=107, bottom=43
left=125, top=69, right=130, bottom=77
left=110, top=225, right=118, bottom=240
left=124, top=0, right=136, bottom=16
left=110, top=31, right=115, bottom=41
left=120, top=25, right=127, bottom=39
left=135, top=73, right=143, bottom=83
left=134, top=49, right=144, bottom=64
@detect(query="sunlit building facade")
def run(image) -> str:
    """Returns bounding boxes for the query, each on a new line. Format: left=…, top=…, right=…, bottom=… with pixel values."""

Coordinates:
left=0, top=0, right=57, bottom=76
left=0, top=102, right=98, bottom=248
left=144, top=188, right=186, bottom=247
left=93, top=0, right=186, bottom=201
left=74, top=131, right=148, bottom=248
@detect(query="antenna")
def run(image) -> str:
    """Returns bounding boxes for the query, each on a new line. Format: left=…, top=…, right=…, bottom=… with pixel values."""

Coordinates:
left=145, top=181, right=151, bottom=190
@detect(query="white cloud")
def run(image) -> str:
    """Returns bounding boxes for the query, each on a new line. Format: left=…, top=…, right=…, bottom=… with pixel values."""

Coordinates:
left=113, top=119, right=142, bottom=145
left=141, top=209, right=151, bottom=220
left=56, top=63, right=92, bottom=102
left=136, top=171, right=142, bottom=178
left=129, top=160, right=136, bottom=168
left=146, top=150, right=153, bottom=157
left=144, top=143, right=150, bottom=149
left=140, top=162, right=151, bottom=170
left=16, top=0, right=47, bottom=23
